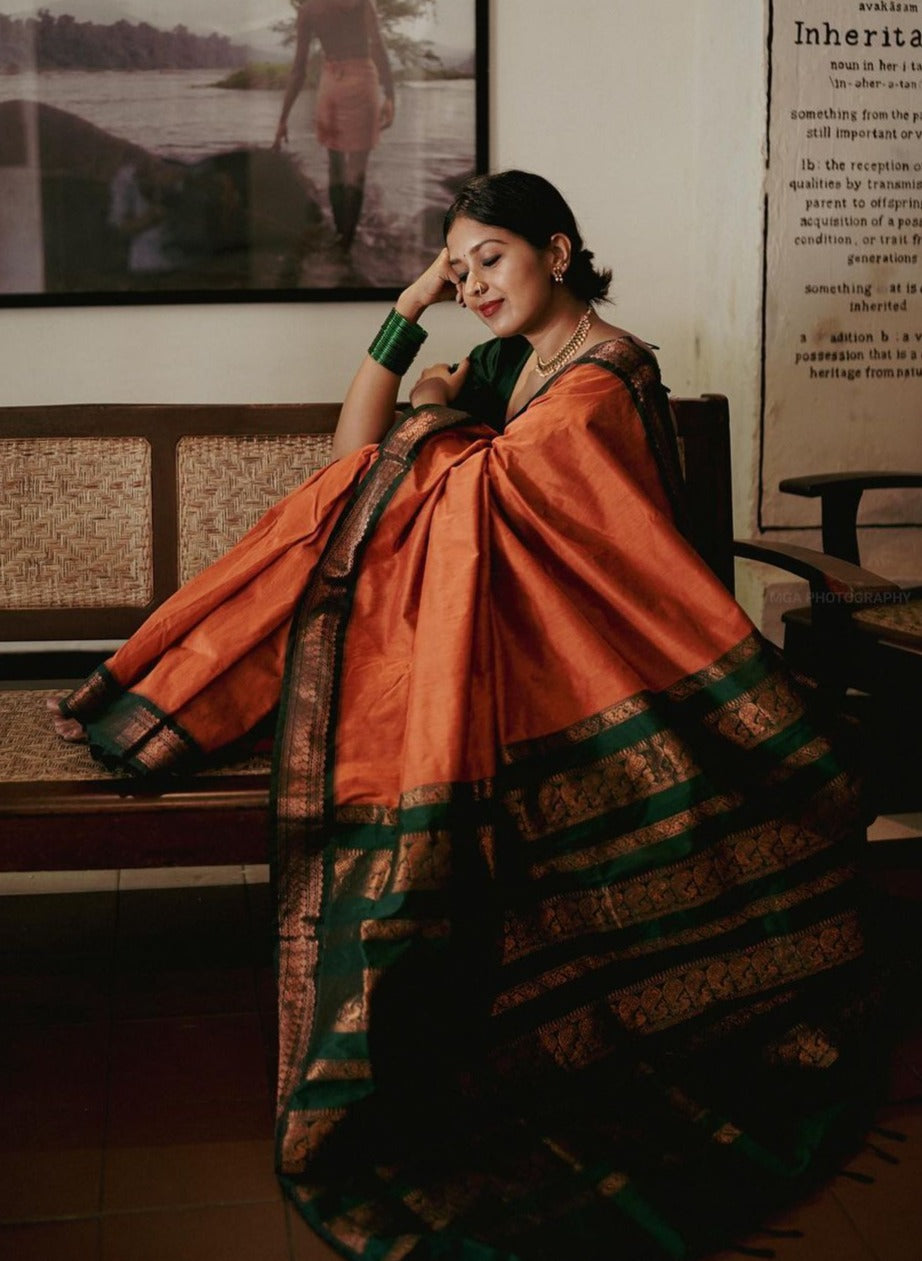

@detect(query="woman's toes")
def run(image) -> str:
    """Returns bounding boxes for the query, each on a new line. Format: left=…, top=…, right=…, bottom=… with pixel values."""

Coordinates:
left=52, top=713, right=87, bottom=742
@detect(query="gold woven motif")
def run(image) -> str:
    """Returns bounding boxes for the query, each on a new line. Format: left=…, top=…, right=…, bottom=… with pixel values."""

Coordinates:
left=177, top=433, right=334, bottom=581
left=495, top=866, right=854, bottom=1013
left=0, top=437, right=152, bottom=609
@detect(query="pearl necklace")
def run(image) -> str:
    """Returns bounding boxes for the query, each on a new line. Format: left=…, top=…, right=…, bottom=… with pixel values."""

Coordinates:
left=534, top=306, right=593, bottom=378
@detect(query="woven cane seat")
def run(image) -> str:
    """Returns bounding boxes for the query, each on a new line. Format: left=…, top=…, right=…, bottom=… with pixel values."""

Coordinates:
left=0, top=689, right=271, bottom=785
left=851, top=592, right=922, bottom=652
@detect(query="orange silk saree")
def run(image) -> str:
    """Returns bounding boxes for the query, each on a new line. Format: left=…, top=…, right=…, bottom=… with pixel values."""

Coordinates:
left=63, top=339, right=877, bottom=1260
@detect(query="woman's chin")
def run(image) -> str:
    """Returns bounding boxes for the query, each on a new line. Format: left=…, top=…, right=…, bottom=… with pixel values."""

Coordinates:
left=478, top=307, right=515, bottom=336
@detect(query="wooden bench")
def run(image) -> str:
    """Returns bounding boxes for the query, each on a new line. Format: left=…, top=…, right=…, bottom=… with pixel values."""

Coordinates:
left=0, top=395, right=740, bottom=872
left=0, top=403, right=340, bottom=870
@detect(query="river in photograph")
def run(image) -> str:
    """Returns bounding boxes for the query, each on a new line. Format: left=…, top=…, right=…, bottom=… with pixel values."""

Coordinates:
left=1, top=70, right=477, bottom=290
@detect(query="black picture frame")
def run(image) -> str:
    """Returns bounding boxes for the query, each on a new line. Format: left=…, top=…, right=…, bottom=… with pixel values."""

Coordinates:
left=0, top=1, right=489, bottom=306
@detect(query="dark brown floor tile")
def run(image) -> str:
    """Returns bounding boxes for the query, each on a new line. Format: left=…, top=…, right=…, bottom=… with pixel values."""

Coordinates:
left=286, top=1204, right=353, bottom=1261
left=706, top=1183, right=878, bottom=1260
left=0, top=892, right=117, bottom=960
left=116, top=886, right=251, bottom=968
left=833, top=1149, right=922, bottom=1261
left=103, top=1138, right=280, bottom=1212
left=0, top=890, right=116, bottom=1026
left=0, top=1217, right=101, bottom=1261
left=0, top=1023, right=108, bottom=1149
left=0, top=1149, right=103, bottom=1222
left=107, top=1091, right=274, bottom=1150
left=106, top=1014, right=274, bottom=1147
left=260, top=1002, right=280, bottom=1080
left=869, top=1099, right=922, bottom=1159
left=2, top=1094, right=108, bottom=1155
left=101, top=1201, right=290, bottom=1261
left=0, top=1021, right=108, bottom=1221
left=888, top=1029, right=922, bottom=1103
left=108, top=1011, right=270, bottom=1103
left=244, top=880, right=275, bottom=956
left=0, top=1018, right=108, bottom=1215
left=111, top=963, right=259, bottom=1020
left=0, top=963, right=112, bottom=1026
left=111, top=883, right=267, bottom=1017
left=255, top=961, right=278, bottom=1015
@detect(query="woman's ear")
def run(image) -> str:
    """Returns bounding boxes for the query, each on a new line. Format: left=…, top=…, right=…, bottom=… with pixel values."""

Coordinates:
left=547, top=232, right=573, bottom=275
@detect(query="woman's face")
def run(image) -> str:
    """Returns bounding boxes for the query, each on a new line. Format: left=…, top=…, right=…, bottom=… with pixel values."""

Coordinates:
left=445, top=216, right=558, bottom=338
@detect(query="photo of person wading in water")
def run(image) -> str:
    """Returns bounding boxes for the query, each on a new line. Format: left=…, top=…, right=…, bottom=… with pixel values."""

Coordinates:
left=273, top=0, right=395, bottom=253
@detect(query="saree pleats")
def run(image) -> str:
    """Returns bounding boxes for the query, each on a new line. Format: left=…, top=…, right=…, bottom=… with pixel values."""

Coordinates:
left=270, top=345, right=874, bottom=1259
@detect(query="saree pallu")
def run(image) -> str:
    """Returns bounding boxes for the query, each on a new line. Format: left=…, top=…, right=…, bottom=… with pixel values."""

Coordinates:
left=63, top=340, right=876, bottom=1259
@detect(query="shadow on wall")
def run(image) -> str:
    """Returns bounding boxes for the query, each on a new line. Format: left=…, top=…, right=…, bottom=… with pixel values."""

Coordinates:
left=0, top=99, right=324, bottom=295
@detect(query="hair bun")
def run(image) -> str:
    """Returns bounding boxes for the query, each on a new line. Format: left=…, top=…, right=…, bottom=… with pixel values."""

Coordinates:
left=568, top=247, right=612, bottom=304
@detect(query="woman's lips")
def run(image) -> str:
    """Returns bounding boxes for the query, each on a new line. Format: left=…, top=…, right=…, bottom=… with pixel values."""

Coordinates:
left=478, top=300, right=502, bottom=318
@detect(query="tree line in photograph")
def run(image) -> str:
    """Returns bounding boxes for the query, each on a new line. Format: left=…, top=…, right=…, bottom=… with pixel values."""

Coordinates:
left=0, top=10, right=248, bottom=72
left=0, top=2, right=470, bottom=81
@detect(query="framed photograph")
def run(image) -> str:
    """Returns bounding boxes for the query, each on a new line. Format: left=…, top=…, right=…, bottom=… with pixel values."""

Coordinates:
left=0, top=1, right=488, bottom=304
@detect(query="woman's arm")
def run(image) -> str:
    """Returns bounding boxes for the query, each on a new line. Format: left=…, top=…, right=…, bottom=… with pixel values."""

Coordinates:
left=273, top=7, right=314, bottom=149
left=332, top=249, right=464, bottom=458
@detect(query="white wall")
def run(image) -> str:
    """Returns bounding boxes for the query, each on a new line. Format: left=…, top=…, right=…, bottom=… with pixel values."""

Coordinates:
left=0, top=1, right=770, bottom=592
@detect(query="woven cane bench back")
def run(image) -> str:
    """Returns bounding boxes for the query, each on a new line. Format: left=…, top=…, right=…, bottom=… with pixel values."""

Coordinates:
left=1, top=436, right=154, bottom=611
left=177, top=432, right=334, bottom=582
left=0, top=403, right=339, bottom=643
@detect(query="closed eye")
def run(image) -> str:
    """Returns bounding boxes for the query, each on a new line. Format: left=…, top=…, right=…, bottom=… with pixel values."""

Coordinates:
left=457, top=256, right=500, bottom=287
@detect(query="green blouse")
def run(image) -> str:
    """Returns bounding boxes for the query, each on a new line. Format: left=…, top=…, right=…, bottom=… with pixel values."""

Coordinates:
left=451, top=335, right=531, bottom=431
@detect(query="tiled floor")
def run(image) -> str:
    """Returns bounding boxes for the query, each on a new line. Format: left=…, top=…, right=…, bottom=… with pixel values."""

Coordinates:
left=1, top=869, right=921, bottom=1261
left=0, top=871, right=339, bottom=1261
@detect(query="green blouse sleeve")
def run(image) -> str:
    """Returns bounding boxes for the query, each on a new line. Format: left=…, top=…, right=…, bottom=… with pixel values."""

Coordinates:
left=452, top=336, right=531, bottom=431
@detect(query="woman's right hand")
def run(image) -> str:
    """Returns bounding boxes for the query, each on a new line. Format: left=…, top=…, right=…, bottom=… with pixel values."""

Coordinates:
left=395, top=248, right=463, bottom=321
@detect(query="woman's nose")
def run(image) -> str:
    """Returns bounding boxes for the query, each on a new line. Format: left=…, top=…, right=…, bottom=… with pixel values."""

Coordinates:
left=465, top=271, right=484, bottom=297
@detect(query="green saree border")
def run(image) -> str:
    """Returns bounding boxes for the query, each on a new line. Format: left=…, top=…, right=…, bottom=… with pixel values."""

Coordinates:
left=271, top=404, right=478, bottom=1146
left=60, top=661, right=204, bottom=775
left=83, top=690, right=200, bottom=775
left=59, top=661, right=119, bottom=721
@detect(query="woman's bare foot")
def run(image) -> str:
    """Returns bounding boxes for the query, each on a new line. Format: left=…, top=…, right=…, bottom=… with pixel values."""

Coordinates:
left=46, top=696, right=87, bottom=743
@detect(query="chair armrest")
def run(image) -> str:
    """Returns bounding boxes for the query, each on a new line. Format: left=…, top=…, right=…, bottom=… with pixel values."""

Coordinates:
left=779, top=471, right=922, bottom=496
left=733, top=537, right=903, bottom=629
left=778, top=472, right=922, bottom=564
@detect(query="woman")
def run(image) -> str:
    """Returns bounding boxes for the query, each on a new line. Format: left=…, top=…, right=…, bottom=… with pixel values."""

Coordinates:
left=273, top=0, right=395, bottom=251
left=53, top=172, right=886, bottom=1260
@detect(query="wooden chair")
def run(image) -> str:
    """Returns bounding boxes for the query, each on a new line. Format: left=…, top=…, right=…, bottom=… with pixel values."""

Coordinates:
left=737, top=471, right=922, bottom=814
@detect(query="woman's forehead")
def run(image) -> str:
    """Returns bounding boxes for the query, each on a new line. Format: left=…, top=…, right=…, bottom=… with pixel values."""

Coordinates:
left=446, top=218, right=518, bottom=259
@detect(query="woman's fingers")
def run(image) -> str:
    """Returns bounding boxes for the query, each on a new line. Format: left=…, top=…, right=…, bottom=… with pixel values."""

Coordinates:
left=421, top=248, right=460, bottom=304
left=411, top=358, right=470, bottom=404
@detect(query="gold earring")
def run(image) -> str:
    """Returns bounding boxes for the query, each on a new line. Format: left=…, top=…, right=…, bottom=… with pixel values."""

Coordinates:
left=552, top=265, right=565, bottom=284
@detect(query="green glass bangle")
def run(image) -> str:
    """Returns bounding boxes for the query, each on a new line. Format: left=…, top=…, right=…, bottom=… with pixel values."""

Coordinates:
left=368, top=308, right=427, bottom=376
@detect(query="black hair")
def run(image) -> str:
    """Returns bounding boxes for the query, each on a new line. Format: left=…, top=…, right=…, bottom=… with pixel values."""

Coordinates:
left=443, top=169, right=612, bottom=304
